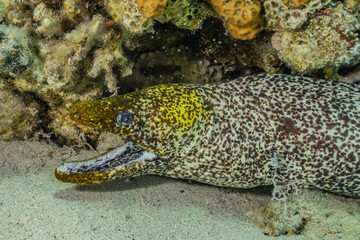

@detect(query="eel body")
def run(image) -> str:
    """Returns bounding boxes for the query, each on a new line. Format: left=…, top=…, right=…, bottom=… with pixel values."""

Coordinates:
left=55, top=74, right=360, bottom=198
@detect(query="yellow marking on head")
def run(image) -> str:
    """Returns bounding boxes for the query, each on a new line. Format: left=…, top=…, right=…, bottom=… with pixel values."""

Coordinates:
left=70, top=83, right=209, bottom=155
left=156, top=86, right=205, bottom=135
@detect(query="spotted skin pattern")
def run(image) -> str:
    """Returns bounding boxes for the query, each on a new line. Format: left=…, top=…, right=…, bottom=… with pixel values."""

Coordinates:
left=58, top=74, right=360, bottom=198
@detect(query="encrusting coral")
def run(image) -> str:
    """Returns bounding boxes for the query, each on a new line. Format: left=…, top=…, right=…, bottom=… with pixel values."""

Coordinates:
left=264, top=0, right=331, bottom=30
left=271, top=3, right=360, bottom=73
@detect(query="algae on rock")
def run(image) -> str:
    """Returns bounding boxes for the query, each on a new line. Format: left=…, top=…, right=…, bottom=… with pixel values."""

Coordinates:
left=0, top=89, right=39, bottom=141
left=251, top=189, right=360, bottom=238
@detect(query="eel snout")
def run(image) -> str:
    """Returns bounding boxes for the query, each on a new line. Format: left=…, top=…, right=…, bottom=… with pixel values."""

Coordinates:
left=55, top=142, right=158, bottom=185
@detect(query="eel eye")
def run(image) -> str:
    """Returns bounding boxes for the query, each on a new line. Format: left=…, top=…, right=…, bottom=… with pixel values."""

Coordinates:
left=116, top=111, right=133, bottom=126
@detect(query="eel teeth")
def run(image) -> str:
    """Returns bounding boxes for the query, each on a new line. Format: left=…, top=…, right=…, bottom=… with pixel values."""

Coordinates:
left=54, top=141, right=158, bottom=185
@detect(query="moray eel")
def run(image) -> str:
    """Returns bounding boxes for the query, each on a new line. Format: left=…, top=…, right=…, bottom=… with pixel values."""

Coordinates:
left=55, top=74, right=360, bottom=198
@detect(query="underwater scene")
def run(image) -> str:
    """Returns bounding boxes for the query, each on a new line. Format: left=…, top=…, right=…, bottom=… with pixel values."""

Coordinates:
left=0, top=0, right=359, bottom=239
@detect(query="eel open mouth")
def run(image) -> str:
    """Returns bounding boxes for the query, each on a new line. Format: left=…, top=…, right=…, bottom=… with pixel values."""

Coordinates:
left=55, top=141, right=158, bottom=185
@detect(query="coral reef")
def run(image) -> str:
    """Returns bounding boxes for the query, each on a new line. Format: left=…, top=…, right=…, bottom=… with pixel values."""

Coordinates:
left=10, top=14, right=131, bottom=142
left=108, top=0, right=213, bottom=32
left=0, top=0, right=359, bottom=238
left=271, top=3, right=360, bottom=73
left=0, top=89, right=39, bottom=141
left=349, top=1, right=360, bottom=23
left=199, top=23, right=281, bottom=74
left=132, top=0, right=264, bottom=39
left=14, top=15, right=107, bottom=97
left=0, top=0, right=358, bottom=146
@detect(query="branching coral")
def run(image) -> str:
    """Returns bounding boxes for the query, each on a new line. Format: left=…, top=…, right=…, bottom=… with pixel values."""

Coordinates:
left=88, top=38, right=134, bottom=94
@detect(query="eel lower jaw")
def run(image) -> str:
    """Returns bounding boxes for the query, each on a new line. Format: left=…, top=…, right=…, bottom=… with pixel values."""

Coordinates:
left=54, top=141, right=159, bottom=185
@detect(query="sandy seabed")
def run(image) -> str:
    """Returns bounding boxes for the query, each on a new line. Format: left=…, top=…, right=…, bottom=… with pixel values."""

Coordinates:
left=0, top=140, right=358, bottom=240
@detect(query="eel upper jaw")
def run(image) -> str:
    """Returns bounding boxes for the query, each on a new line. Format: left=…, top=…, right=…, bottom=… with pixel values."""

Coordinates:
left=55, top=141, right=160, bottom=185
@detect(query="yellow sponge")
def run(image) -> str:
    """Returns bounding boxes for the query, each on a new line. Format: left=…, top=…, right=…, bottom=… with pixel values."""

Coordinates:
left=137, top=0, right=168, bottom=18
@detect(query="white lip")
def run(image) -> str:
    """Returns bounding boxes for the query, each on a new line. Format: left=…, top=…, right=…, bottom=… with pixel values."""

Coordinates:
left=58, top=141, right=157, bottom=174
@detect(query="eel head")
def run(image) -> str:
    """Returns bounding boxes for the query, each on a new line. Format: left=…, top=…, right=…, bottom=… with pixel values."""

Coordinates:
left=55, top=84, right=209, bottom=185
